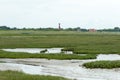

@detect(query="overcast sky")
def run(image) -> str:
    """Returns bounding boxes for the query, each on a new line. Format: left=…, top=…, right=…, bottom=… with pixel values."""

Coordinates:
left=0, top=0, right=120, bottom=29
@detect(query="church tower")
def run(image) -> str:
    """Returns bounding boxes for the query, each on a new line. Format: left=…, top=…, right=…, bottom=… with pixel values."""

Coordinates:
left=58, top=23, right=61, bottom=30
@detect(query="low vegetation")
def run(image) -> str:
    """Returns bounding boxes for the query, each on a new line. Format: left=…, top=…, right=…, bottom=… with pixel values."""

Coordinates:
left=0, top=30, right=119, bottom=79
left=83, top=60, right=120, bottom=69
left=0, top=61, right=5, bottom=63
left=0, top=50, right=97, bottom=60
left=0, top=30, right=120, bottom=54
left=0, top=71, right=69, bottom=80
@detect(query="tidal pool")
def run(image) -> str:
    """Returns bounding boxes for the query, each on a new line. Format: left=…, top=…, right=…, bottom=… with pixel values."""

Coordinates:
left=2, top=48, right=73, bottom=54
left=97, top=54, right=120, bottom=60
left=0, top=54, right=120, bottom=80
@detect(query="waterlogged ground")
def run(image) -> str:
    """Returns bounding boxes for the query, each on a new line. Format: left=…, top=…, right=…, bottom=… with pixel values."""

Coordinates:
left=0, top=54, right=120, bottom=80
left=2, top=48, right=73, bottom=54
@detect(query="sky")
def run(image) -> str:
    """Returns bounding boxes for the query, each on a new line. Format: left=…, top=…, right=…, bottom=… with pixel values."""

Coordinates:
left=0, top=0, right=120, bottom=29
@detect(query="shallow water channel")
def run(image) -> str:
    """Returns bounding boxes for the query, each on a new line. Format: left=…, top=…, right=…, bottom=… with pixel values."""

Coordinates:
left=0, top=54, right=120, bottom=80
left=2, top=48, right=73, bottom=54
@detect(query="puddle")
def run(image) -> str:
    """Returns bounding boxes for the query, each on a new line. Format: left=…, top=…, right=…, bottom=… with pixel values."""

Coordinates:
left=2, top=48, right=73, bottom=54
left=97, top=54, right=120, bottom=60
left=0, top=54, right=120, bottom=80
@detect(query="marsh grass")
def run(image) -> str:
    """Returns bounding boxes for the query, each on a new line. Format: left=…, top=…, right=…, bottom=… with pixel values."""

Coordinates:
left=0, top=71, right=69, bottom=80
left=0, top=31, right=120, bottom=54
left=0, top=50, right=97, bottom=60
left=83, top=60, right=120, bottom=69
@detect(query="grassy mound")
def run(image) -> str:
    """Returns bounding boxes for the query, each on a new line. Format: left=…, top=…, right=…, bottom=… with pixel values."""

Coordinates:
left=83, top=60, right=120, bottom=69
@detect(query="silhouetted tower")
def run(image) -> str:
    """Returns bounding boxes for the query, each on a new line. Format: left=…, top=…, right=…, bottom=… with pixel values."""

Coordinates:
left=58, top=23, right=61, bottom=30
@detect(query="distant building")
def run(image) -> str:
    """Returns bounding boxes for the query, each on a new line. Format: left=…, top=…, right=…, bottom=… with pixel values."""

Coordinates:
left=58, top=23, right=61, bottom=30
left=89, top=29, right=96, bottom=32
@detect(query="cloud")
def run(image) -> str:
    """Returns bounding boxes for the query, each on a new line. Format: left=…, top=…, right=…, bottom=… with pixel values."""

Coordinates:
left=0, top=0, right=120, bottom=29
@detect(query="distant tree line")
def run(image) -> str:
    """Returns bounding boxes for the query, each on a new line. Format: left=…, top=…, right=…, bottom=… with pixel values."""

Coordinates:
left=98, top=27, right=120, bottom=32
left=0, top=26, right=10, bottom=30
left=0, top=26, right=120, bottom=32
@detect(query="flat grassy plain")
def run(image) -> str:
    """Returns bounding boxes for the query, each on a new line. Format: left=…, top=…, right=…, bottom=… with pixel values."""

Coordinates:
left=0, top=30, right=120, bottom=54
left=0, top=71, right=69, bottom=80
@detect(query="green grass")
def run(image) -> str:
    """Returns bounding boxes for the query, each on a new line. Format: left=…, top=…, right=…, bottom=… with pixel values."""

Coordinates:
left=0, top=50, right=97, bottom=60
left=0, top=30, right=120, bottom=55
left=83, top=60, right=120, bottom=69
left=0, top=71, right=69, bottom=80
left=0, top=61, right=5, bottom=63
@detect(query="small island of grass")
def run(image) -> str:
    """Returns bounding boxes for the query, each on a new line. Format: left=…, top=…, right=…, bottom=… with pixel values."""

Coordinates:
left=83, top=60, right=120, bottom=69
